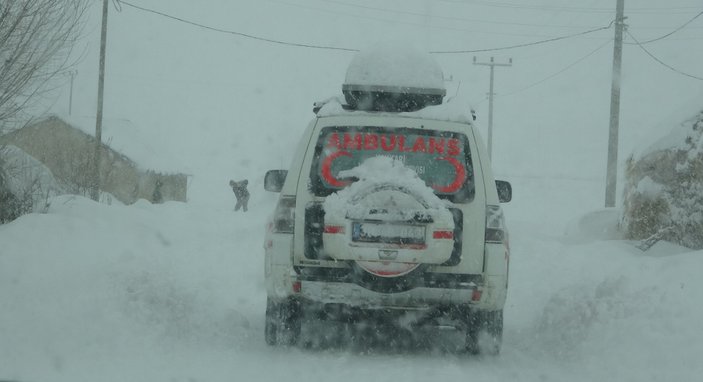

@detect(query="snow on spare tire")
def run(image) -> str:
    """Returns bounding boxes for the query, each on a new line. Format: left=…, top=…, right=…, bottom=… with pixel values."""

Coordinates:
left=323, top=156, right=455, bottom=278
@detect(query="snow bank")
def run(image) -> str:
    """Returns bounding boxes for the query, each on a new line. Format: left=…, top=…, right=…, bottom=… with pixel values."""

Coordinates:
left=563, top=208, right=623, bottom=244
left=507, top=223, right=703, bottom=381
left=2, top=187, right=703, bottom=381
left=0, top=195, right=265, bottom=382
left=0, top=145, right=65, bottom=215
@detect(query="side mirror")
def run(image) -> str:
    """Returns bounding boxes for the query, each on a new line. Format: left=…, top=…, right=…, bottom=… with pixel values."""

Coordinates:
left=264, top=170, right=287, bottom=192
left=496, top=180, right=512, bottom=203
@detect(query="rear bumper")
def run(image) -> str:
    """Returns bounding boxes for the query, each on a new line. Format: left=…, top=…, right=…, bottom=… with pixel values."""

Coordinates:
left=296, top=275, right=506, bottom=311
left=299, top=279, right=477, bottom=310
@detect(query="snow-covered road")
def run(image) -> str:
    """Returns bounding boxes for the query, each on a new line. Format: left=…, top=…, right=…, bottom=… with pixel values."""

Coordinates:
left=2, top=177, right=702, bottom=382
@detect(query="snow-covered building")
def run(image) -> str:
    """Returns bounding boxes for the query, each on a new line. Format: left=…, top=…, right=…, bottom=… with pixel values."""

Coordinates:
left=0, top=117, right=187, bottom=204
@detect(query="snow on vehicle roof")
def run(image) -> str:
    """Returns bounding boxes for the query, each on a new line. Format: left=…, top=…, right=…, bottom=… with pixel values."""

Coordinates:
left=344, top=41, right=445, bottom=92
left=315, top=96, right=476, bottom=125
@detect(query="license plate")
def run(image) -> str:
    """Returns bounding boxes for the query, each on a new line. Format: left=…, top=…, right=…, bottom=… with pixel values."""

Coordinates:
left=352, top=222, right=426, bottom=245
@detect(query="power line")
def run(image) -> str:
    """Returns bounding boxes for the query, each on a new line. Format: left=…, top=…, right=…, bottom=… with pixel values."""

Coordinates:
left=430, top=20, right=614, bottom=54
left=625, top=10, right=703, bottom=45
left=633, top=25, right=703, bottom=30
left=626, top=29, right=703, bottom=81
left=116, top=0, right=359, bottom=52
left=499, top=39, right=613, bottom=98
left=436, top=0, right=700, bottom=14
left=270, top=0, right=593, bottom=38
left=316, top=0, right=602, bottom=29
left=116, top=1, right=615, bottom=55
left=283, top=0, right=702, bottom=35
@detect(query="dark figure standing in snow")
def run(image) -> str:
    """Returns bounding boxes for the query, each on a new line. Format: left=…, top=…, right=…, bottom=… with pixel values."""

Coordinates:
left=152, top=180, right=163, bottom=204
left=230, top=179, right=249, bottom=212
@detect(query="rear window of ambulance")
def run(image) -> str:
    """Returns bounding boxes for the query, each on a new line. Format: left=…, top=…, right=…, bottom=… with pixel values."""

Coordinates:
left=309, top=126, right=475, bottom=203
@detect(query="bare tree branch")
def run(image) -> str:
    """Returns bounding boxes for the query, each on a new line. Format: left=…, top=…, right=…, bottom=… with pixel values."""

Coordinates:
left=0, top=0, right=89, bottom=130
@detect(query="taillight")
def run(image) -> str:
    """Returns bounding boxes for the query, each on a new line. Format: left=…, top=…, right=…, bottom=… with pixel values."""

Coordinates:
left=485, top=205, right=507, bottom=244
left=292, top=280, right=302, bottom=293
left=471, top=289, right=483, bottom=302
left=323, top=225, right=345, bottom=234
left=272, top=196, right=296, bottom=233
left=433, top=230, right=454, bottom=239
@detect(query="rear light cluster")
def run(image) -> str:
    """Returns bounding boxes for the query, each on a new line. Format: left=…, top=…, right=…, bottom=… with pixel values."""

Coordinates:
left=323, top=225, right=345, bottom=234
left=272, top=196, right=296, bottom=233
left=432, top=230, right=454, bottom=239
left=471, top=289, right=483, bottom=302
left=485, top=205, right=508, bottom=244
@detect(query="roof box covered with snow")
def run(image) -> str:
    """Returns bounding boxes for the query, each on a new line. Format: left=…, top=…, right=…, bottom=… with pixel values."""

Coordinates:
left=342, top=42, right=446, bottom=112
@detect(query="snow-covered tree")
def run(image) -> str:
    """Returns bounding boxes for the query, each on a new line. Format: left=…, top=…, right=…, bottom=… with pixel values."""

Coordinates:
left=622, top=108, right=703, bottom=249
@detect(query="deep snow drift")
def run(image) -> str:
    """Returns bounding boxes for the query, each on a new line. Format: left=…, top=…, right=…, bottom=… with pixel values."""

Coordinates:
left=2, top=179, right=703, bottom=381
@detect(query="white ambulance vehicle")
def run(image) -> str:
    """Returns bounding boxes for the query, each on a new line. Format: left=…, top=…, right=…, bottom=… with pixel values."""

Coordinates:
left=263, top=44, right=511, bottom=354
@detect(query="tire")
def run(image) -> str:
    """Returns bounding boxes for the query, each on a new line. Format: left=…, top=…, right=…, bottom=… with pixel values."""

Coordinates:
left=265, top=297, right=301, bottom=346
left=465, top=309, right=503, bottom=355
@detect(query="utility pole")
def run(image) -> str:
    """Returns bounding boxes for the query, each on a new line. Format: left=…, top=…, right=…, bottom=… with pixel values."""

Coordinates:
left=605, top=0, right=625, bottom=208
left=92, top=0, right=109, bottom=201
left=68, top=70, right=76, bottom=116
left=473, top=56, right=512, bottom=159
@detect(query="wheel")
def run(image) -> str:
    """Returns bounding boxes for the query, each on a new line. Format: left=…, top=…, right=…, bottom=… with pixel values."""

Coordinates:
left=265, top=297, right=301, bottom=346
left=465, top=309, right=503, bottom=355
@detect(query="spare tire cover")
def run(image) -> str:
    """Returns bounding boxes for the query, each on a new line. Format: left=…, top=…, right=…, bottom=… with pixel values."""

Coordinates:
left=325, top=183, right=453, bottom=279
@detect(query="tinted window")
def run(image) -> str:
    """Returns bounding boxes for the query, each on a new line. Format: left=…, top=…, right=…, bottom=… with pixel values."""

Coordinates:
left=309, top=126, right=474, bottom=203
